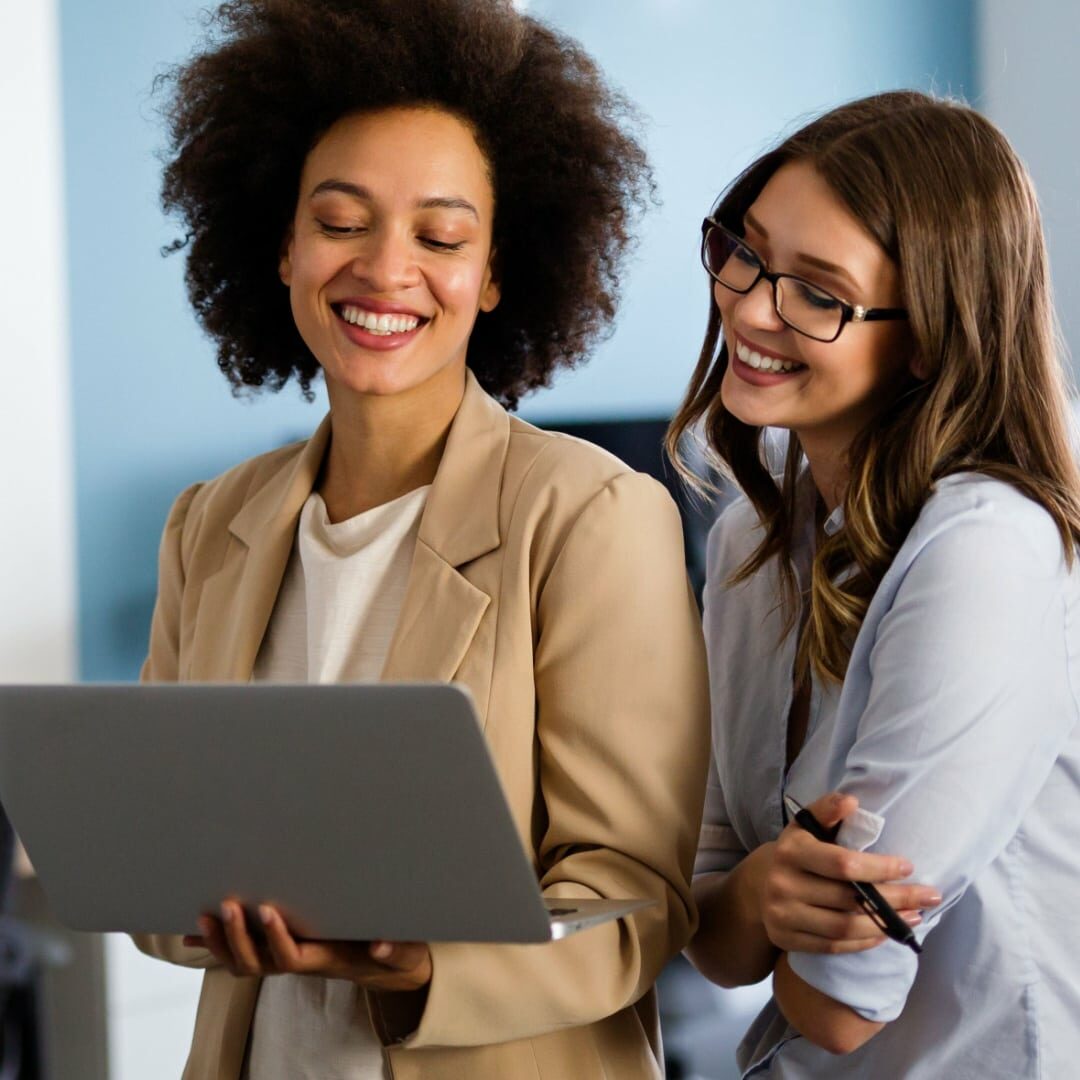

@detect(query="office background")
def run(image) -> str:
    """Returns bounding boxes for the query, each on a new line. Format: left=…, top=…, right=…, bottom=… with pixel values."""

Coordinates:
left=2, top=0, right=1077, bottom=1076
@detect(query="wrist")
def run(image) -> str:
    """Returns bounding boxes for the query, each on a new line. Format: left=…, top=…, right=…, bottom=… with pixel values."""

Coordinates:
left=737, top=841, right=776, bottom=928
left=688, top=844, right=780, bottom=988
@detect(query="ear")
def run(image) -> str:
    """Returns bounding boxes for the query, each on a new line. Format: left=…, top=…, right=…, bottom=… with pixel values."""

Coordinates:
left=909, top=352, right=931, bottom=381
left=279, top=226, right=295, bottom=286
left=479, top=252, right=500, bottom=313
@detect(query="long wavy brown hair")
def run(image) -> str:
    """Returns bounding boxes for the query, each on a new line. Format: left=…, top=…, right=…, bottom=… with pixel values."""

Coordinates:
left=668, top=91, right=1080, bottom=682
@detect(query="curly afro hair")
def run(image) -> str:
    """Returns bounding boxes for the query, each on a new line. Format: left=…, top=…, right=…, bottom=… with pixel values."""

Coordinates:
left=158, top=0, right=654, bottom=409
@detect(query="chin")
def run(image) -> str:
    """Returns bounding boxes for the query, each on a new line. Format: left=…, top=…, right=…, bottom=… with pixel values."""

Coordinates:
left=340, top=373, right=423, bottom=398
left=719, top=372, right=776, bottom=430
left=327, top=354, right=464, bottom=403
left=325, top=350, right=411, bottom=388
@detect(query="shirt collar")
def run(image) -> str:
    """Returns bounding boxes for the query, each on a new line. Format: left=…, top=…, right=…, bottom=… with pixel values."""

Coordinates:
left=823, top=503, right=845, bottom=536
left=791, top=460, right=845, bottom=539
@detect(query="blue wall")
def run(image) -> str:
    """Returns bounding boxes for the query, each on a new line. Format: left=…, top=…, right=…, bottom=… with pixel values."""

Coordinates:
left=61, top=2, right=327, bottom=680
left=61, top=0, right=975, bottom=680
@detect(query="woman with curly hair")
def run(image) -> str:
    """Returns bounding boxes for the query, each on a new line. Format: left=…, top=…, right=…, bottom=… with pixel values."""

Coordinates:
left=675, top=91, right=1080, bottom=1077
left=133, top=1, right=709, bottom=1077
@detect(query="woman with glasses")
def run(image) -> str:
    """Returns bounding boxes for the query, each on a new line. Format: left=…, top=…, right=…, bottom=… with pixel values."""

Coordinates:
left=673, top=91, right=1080, bottom=1077
left=131, top=2, right=709, bottom=1077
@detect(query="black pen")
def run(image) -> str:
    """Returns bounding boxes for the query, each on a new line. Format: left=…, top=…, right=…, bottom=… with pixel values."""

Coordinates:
left=783, top=795, right=922, bottom=955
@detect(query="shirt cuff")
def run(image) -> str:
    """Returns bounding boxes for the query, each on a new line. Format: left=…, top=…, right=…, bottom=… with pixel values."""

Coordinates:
left=788, top=804, right=914, bottom=1023
left=835, top=806, right=885, bottom=851
left=787, top=941, right=918, bottom=1023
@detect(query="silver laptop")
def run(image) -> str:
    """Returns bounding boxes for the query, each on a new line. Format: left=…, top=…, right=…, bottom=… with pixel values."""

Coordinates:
left=0, top=683, right=651, bottom=942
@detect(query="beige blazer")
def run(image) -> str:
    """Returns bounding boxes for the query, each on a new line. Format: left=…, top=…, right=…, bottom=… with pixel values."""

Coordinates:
left=134, top=372, right=709, bottom=1079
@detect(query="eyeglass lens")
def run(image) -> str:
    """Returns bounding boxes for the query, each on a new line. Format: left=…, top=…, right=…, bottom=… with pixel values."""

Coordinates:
left=703, top=226, right=845, bottom=341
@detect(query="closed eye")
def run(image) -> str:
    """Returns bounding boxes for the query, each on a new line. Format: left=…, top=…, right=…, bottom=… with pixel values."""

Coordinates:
left=732, top=244, right=761, bottom=269
left=789, top=278, right=842, bottom=310
left=317, top=221, right=364, bottom=236
left=421, top=237, right=465, bottom=252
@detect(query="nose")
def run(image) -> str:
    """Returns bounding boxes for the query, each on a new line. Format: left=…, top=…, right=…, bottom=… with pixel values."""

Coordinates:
left=349, top=226, right=421, bottom=292
left=729, top=276, right=785, bottom=333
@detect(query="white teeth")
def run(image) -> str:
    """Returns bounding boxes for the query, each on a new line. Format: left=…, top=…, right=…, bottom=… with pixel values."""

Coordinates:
left=339, top=305, right=420, bottom=335
left=735, top=341, right=800, bottom=374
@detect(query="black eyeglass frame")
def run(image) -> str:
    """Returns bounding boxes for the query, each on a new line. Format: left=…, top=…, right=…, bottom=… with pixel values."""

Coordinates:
left=701, top=217, right=908, bottom=344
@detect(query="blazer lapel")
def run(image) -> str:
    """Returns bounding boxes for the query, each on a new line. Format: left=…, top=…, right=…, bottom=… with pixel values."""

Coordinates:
left=188, top=420, right=331, bottom=682
left=379, top=542, right=491, bottom=683
left=380, top=371, right=508, bottom=685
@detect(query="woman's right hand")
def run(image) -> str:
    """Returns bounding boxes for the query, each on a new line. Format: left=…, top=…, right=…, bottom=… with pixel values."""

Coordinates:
left=757, top=792, right=942, bottom=955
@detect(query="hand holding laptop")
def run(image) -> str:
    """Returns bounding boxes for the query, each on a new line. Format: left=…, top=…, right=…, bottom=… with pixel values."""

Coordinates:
left=185, top=898, right=432, bottom=990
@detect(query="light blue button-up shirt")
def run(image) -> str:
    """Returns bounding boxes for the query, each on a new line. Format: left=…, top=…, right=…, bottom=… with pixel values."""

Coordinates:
left=697, top=471, right=1080, bottom=1079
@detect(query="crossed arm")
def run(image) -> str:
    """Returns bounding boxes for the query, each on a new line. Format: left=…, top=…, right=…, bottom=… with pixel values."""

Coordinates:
left=687, top=791, right=938, bottom=1054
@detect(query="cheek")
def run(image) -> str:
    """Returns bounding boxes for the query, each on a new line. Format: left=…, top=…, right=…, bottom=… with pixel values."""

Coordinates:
left=811, top=340, right=906, bottom=411
left=718, top=363, right=739, bottom=412
left=290, top=241, right=342, bottom=284
left=715, top=306, right=737, bottom=347
left=285, top=247, right=342, bottom=336
left=431, top=260, right=492, bottom=310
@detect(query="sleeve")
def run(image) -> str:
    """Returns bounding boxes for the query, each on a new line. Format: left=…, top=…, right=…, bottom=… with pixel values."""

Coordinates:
left=139, top=482, right=202, bottom=684
left=130, top=482, right=218, bottom=970
left=788, top=509, right=1077, bottom=1022
left=695, top=511, right=754, bottom=880
left=694, top=753, right=748, bottom=878
left=386, top=471, right=712, bottom=1048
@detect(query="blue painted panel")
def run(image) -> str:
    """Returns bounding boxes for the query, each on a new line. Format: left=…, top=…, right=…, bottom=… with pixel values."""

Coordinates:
left=60, top=2, right=327, bottom=679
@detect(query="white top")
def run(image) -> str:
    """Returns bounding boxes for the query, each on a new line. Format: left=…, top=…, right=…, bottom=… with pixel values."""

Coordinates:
left=697, top=471, right=1080, bottom=1079
left=243, top=485, right=429, bottom=1080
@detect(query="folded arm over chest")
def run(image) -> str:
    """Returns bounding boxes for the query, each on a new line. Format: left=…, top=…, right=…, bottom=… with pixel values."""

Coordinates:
left=784, top=497, right=1077, bottom=1049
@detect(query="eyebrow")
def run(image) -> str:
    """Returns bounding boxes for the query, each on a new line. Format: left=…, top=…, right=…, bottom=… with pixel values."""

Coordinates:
left=743, top=210, right=861, bottom=293
left=309, top=179, right=479, bottom=221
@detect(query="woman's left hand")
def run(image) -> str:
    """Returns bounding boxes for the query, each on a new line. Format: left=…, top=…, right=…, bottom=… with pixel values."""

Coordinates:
left=183, top=899, right=432, bottom=991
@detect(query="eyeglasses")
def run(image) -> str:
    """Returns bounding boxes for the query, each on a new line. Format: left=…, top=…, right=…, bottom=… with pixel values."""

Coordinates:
left=700, top=218, right=908, bottom=344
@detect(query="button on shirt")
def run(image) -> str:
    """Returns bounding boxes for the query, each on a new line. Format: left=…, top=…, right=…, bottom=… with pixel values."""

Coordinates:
left=696, top=472, right=1080, bottom=1079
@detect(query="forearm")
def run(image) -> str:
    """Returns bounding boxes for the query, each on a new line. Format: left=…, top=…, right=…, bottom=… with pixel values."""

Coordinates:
left=394, top=870, right=692, bottom=1048
left=773, top=952, right=883, bottom=1055
left=685, top=846, right=779, bottom=988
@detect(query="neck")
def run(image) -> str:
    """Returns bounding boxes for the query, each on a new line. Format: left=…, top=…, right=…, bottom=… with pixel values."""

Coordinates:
left=319, top=367, right=466, bottom=522
left=798, top=430, right=848, bottom=515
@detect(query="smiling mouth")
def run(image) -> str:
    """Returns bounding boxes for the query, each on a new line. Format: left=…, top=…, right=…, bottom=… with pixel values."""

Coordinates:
left=334, top=303, right=427, bottom=337
left=734, top=340, right=805, bottom=374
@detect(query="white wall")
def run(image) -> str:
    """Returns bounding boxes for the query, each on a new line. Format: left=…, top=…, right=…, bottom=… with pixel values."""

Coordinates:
left=978, top=0, right=1080, bottom=375
left=105, top=937, right=202, bottom=1080
left=0, top=0, right=77, bottom=681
